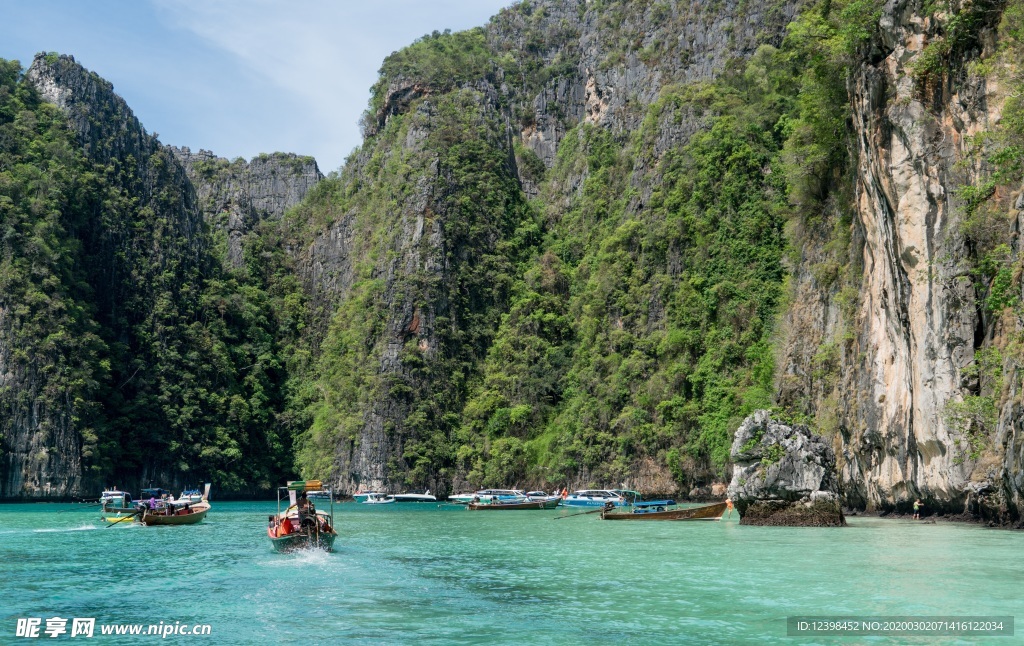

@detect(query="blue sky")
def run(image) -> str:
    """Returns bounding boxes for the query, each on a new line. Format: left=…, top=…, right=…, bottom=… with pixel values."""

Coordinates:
left=0, top=0, right=512, bottom=172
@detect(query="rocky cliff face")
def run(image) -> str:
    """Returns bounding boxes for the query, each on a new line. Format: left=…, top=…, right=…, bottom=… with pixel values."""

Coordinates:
left=9, top=1, right=1024, bottom=517
left=298, top=0, right=805, bottom=494
left=776, top=0, right=1024, bottom=523
left=840, top=0, right=985, bottom=513
left=1, top=54, right=318, bottom=499
left=489, top=0, right=802, bottom=170
left=171, top=147, right=322, bottom=267
left=0, top=54, right=208, bottom=499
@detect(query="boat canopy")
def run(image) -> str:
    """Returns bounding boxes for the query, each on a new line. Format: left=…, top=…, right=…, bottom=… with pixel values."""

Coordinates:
left=634, top=499, right=676, bottom=507
left=285, top=480, right=323, bottom=491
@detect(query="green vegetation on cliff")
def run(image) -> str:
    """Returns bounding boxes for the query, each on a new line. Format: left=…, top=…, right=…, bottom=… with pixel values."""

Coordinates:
left=19, top=0, right=979, bottom=497
left=0, top=58, right=297, bottom=494
left=287, top=0, right=886, bottom=491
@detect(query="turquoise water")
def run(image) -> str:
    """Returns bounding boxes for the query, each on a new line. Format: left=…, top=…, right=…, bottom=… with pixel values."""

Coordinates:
left=1, top=502, right=1020, bottom=644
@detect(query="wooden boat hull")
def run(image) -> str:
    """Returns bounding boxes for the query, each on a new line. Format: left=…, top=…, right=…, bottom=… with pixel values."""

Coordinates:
left=140, top=503, right=209, bottom=526
left=468, top=499, right=560, bottom=510
left=268, top=528, right=338, bottom=552
left=601, top=501, right=728, bottom=521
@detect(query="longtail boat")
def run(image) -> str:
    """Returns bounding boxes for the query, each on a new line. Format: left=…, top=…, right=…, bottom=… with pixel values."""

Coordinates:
left=467, top=499, right=560, bottom=510
left=600, top=501, right=727, bottom=521
left=139, top=484, right=211, bottom=526
left=267, top=480, right=338, bottom=552
left=141, top=500, right=210, bottom=525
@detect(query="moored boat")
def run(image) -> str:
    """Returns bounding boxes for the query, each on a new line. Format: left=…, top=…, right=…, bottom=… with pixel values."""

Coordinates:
left=175, top=487, right=205, bottom=504
left=600, top=501, right=728, bottom=521
left=610, top=489, right=676, bottom=508
left=353, top=491, right=383, bottom=503
left=361, top=492, right=395, bottom=504
left=392, top=490, right=437, bottom=503
left=562, top=490, right=629, bottom=507
left=140, top=500, right=210, bottom=525
left=267, top=480, right=337, bottom=552
left=525, top=491, right=562, bottom=505
left=139, top=484, right=211, bottom=526
left=471, top=489, right=529, bottom=504
left=100, top=489, right=135, bottom=514
left=308, top=490, right=333, bottom=503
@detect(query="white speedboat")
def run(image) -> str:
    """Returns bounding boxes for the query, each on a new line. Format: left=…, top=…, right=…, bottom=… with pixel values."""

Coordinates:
left=561, top=490, right=628, bottom=507
left=392, top=490, right=437, bottom=503
left=99, top=488, right=134, bottom=514
left=308, top=490, right=333, bottom=503
left=99, top=488, right=129, bottom=505
left=354, top=490, right=391, bottom=503
left=361, top=493, right=395, bottom=504
left=175, top=487, right=205, bottom=504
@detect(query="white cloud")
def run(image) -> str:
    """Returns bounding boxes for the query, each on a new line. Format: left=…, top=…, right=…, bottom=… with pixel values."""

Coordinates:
left=153, top=0, right=511, bottom=171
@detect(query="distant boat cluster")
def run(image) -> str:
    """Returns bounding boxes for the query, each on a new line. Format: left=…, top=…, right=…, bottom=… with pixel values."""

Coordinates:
left=92, top=481, right=727, bottom=554
left=348, top=487, right=710, bottom=516
left=99, top=484, right=211, bottom=526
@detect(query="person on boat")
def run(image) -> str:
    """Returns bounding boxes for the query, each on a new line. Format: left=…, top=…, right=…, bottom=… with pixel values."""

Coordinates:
left=148, top=496, right=156, bottom=509
left=913, top=499, right=921, bottom=520
left=725, top=497, right=734, bottom=518
left=297, top=492, right=313, bottom=526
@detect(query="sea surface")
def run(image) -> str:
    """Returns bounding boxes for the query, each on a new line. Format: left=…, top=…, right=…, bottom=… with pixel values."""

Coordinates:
left=0, top=501, right=1019, bottom=644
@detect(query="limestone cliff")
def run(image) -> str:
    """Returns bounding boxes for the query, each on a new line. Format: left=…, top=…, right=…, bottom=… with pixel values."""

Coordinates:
left=1, top=54, right=207, bottom=499
left=297, top=0, right=805, bottom=494
left=775, top=0, right=1024, bottom=523
left=1, top=54, right=316, bottom=499
left=171, top=147, right=322, bottom=267
left=8, top=1, right=1024, bottom=518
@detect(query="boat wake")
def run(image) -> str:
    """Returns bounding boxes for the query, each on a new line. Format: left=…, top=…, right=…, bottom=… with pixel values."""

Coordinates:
left=259, top=547, right=336, bottom=569
left=32, top=524, right=98, bottom=533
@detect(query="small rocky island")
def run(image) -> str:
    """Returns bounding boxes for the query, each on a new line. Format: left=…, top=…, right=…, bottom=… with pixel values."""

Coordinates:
left=727, top=410, right=845, bottom=526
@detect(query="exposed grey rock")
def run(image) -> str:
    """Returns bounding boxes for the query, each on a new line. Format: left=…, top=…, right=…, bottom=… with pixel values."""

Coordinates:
left=171, top=147, right=322, bottom=267
left=773, top=0, right=1024, bottom=523
left=728, top=410, right=846, bottom=526
left=489, top=0, right=801, bottom=171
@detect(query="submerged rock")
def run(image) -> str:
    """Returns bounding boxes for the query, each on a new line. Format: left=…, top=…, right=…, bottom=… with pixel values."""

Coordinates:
left=727, top=410, right=845, bottom=527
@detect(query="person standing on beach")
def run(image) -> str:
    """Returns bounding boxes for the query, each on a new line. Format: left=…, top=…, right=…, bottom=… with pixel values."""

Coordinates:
left=913, top=498, right=921, bottom=520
